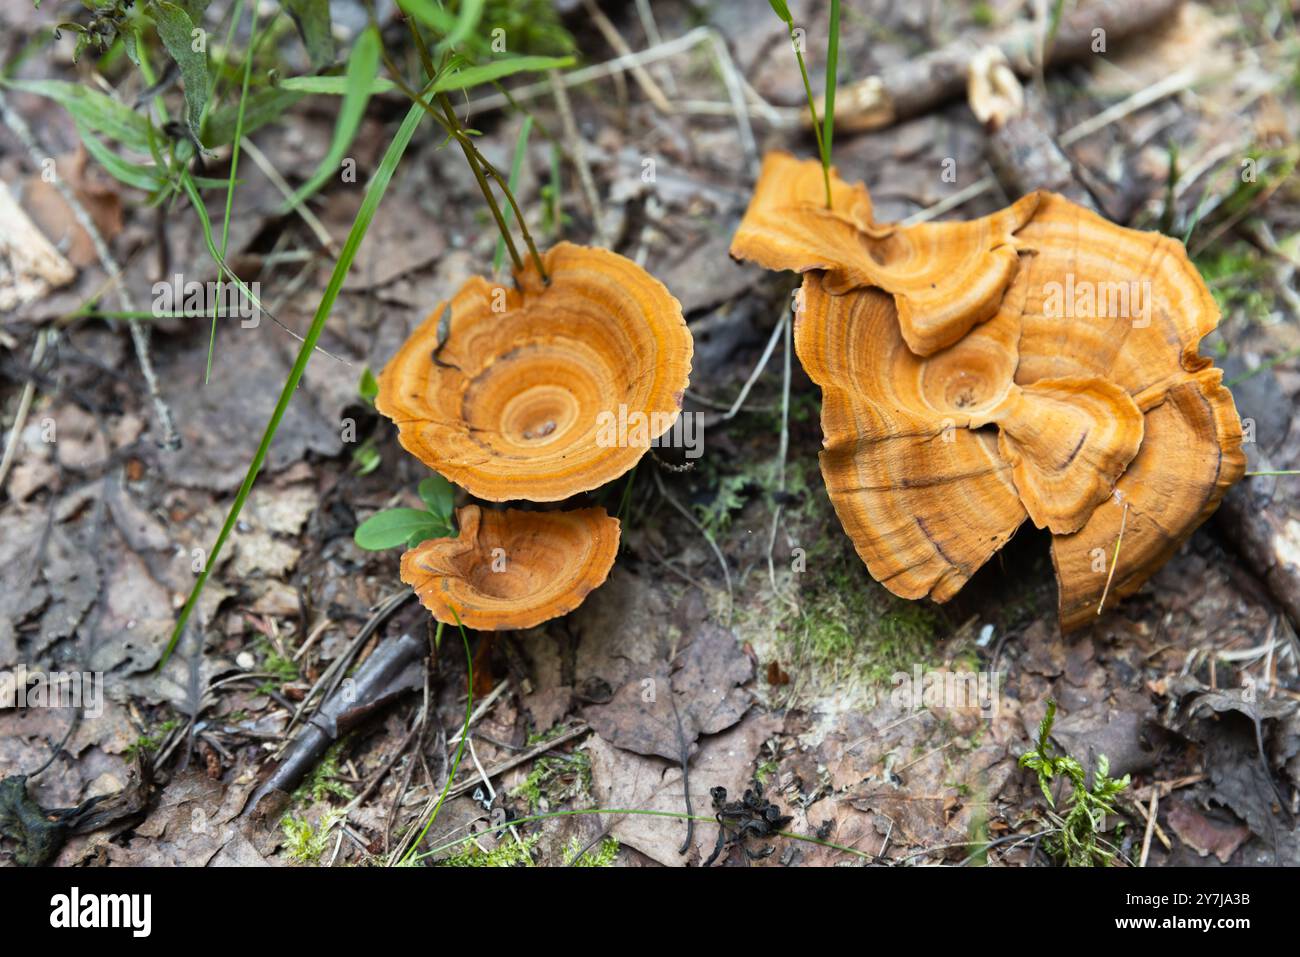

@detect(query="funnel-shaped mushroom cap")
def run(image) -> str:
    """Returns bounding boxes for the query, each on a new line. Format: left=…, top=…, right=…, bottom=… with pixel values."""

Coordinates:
left=976, top=376, right=1145, bottom=534
left=731, top=151, right=1039, bottom=355
left=377, top=243, right=692, bottom=502
left=400, top=505, right=620, bottom=630
left=1052, top=370, right=1244, bottom=629
left=795, top=275, right=1027, bottom=601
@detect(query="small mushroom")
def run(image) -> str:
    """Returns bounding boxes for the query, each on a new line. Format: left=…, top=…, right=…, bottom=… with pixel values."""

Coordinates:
left=400, top=505, right=620, bottom=630
left=730, top=151, right=1039, bottom=355
left=377, top=243, right=693, bottom=502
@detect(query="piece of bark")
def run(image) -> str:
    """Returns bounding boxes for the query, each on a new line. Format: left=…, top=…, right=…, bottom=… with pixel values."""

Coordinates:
left=827, top=0, right=1185, bottom=132
left=245, top=631, right=426, bottom=821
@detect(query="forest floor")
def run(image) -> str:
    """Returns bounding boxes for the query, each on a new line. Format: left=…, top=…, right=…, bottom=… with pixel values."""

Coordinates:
left=2, top=0, right=1299, bottom=867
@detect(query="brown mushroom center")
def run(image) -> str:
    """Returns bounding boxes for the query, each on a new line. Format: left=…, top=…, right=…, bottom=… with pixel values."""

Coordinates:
left=460, top=341, right=611, bottom=451
left=917, top=359, right=1010, bottom=417
left=441, top=519, right=573, bottom=600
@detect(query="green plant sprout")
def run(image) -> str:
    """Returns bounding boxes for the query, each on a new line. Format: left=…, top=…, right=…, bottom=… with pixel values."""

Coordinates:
left=354, top=473, right=458, bottom=551
left=766, top=0, right=840, bottom=208
left=1018, top=700, right=1131, bottom=866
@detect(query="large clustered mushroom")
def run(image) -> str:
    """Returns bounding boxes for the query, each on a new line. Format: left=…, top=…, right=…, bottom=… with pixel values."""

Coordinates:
left=377, top=242, right=693, bottom=629
left=732, top=152, right=1244, bottom=631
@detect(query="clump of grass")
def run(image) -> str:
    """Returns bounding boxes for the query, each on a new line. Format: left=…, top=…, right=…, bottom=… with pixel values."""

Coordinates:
left=1017, top=700, right=1131, bottom=866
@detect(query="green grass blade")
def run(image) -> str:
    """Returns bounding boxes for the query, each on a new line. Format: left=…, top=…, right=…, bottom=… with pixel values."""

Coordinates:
left=207, top=87, right=304, bottom=144
left=282, top=24, right=381, bottom=213
left=441, top=0, right=486, bottom=51
left=278, top=75, right=397, bottom=95
left=822, top=0, right=840, bottom=168
left=400, top=615, right=473, bottom=864
left=767, top=0, right=793, bottom=24
left=74, top=122, right=165, bottom=191
left=395, top=0, right=456, bottom=35
left=207, top=2, right=260, bottom=383
left=280, top=55, right=573, bottom=95
left=160, top=96, right=429, bottom=667
left=493, top=114, right=533, bottom=273
left=433, top=55, right=575, bottom=91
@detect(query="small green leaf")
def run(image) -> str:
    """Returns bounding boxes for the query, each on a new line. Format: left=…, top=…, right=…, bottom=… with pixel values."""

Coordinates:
left=418, top=475, right=455, bottom=524
left=3, top=78, right=153, bottom=150
left=352, top=443, right=380, bottom=476
left=75, top=122, right=165, bottom=192
left=282, top=24, right=381, bottom=211
left=280, top=0, right=335, bottom=68
left=358, top=367, right=379, bottom=404
left=355, top=508, right=448, bottom=550
left=153, top=1, right=211, bottom=146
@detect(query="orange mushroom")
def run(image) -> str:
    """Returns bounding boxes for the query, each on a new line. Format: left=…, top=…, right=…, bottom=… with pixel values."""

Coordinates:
left=400, top=505, right=620, bottom=630
left=794, top=275, right=1027, bottom=601
left=377, top=243, right=693, bottom=502
left=730, top=151, right=1039, bottom=355
left=769, top=168, right=1242, bottom=630
left=1005, top=194, right=1246, bottom=628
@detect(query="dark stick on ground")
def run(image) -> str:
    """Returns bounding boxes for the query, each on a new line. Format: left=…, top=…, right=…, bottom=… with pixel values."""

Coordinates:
left=245, top=631, right=427, bottom=821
